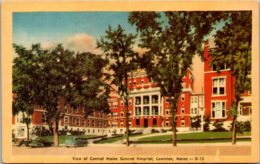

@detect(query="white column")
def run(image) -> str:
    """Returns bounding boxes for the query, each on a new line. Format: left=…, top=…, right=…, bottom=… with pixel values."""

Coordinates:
left=149, top=94, right=152, bottom=116
left=141, top=96, right=143, bottom=116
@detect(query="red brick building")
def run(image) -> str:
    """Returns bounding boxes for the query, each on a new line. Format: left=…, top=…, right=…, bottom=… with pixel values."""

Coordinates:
left=13, top=42, right=251, bottom=138
left=107, top=69, right=194, bottom=134
left=203, top=41, right=251, bottom=129
left=12, top=99, right=109, bottom=138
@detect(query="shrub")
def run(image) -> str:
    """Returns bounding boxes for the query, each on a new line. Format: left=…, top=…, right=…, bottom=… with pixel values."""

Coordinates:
left=191, top=115, right=201, bottom=130
left=58, top=129, right=68, bottom=135
left=203, top=117, right=210, bottom=132
left=212, top=120, right=226, bottom=132
left=151, top=129, right=160, bottom=133
left=32, top=126, right=51, bottom=137
left=230, top=121, right=251, bottom=133
left=69, top=130, right=85, bottom=135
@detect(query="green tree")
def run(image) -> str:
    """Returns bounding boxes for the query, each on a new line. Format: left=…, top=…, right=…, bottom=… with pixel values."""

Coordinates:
left=210, top=11, right=252, bottom=144
left=129, top=11, right=221, bottom=146
left=13, top=44, right=46, bottom=145
left=97, top=25, right=139, bottom=146
left=13, top=44, right=110, bottom=147
left=65, top=52, right=110, bottom=117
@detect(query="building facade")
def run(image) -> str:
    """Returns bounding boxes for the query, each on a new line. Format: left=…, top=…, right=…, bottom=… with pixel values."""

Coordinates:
left=12, top=42, right=252, bottom=138
left=107, top=69, right=194, bottom=134
left=203, top=41, right=252, bottom=129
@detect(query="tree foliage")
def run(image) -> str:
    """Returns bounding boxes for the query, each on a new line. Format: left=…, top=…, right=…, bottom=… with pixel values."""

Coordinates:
left=97, top=25, right=139, bottom=146
left=210, top=11, right=252, bottom=144
left=13, top=44, right=110, bottom=146
left=13, top=44, right=46, bottom=145
left=129, top=11, right=222, bottom=146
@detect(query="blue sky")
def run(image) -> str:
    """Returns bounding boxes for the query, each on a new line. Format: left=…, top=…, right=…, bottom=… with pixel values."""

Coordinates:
left=13, top=11, right=223, bottom=93
left=13, top=12, right=136, bottom=51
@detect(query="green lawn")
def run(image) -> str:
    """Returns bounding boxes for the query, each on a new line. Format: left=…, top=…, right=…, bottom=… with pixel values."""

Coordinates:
left=137, top=131, right=251, bottom=143
left=40, top=135, right=96, bottom=144
left=96, top=134, right=146, bottom=144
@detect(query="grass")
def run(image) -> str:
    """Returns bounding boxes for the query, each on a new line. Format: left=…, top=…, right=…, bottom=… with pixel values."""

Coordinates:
left=137, top=131, right=251, bottom=144
left=96, top=134, right=146, bottom=144
left=39, top=135, right=96, bottom=144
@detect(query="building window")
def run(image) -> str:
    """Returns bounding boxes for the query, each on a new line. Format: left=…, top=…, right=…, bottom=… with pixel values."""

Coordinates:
left=88, top=120, right=91, bottom=127
left=152, top=95, right=158, bottom=104
left=120, top=121, right=124, bottom=127
left=129, top=100, right=132, bottom=106
left=194, top=97, right=197, bottom=103
left=166, top=109, right=170, bottom=115
left=120, top=112, right=124, bottom=117
left=64, top=116, right=69, bottom=124
left=181, top=94, right=185, bottom=102
left=128, top=121, right=132, bottom=127
left=143, top=107, right=150, bottom=115
left=181, top=119, right=185, bottom=126
left=213, top=78, right=225, bottom=95
left=74, top=118, right=80, bottom=126
left=135, top=107, right=141, bottom=116
left=212, top=101, right=226, bottom=118
left=82, top=119, right=86, bottom=126
left=113, top=102, right=118, bottom=108
left=141, top=79, right=144, bottom=85
left=239, top=102, right=251, bottom=116
left=153, top=118, right=157, bottom=126
left=152, top=106, right=159, bottom=115
left=128, top=111, right=132, bottom=116
left=181, top=106, right=185, bottom=114
left=120, top=100, right=124, bottom=106
left=191, top=108, right=198, bottom=115
left=135, top=97, right=141, bottom=105
left=42, top=113, right=47, bottom=123
left=165, top=121, right=169, bottom=127
left=113, top=113, right=118, bottom=118
left=199, top=96, right=204, bottom=107
left=135, top=119, right=140, bottom=126
left=143, top=96, right=149, bottom=104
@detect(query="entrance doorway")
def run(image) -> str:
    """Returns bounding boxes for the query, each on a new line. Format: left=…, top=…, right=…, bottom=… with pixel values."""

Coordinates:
left=144, top=119, right=148, bottom=127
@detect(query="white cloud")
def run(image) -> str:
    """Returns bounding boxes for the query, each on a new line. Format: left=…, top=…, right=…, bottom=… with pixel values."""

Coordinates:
left=41, top=41, right=56, bottom=50
left=64, top=33, right=102, bottom=54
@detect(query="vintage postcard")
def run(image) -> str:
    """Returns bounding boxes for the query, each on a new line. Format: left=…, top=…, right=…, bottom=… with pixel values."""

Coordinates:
left=1, top=0, right=259, bottom=163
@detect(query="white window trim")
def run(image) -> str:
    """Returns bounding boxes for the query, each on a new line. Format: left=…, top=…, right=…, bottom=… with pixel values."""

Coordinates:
left=211, top=100, right=227, bottom=119
left=212, top=76, right=227, bottom=97
left=181, top=106, right=185, bottom=114
left=64, top=116, right=69, bottom=124
left=181, top=119, right=185, bottom=126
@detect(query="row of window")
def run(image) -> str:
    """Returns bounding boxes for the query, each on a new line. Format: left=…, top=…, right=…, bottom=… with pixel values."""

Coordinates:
left=63, top=116, right=106, bottom=127
left=135, top=95, right=159, bottom=105
left=135, top=106, right=159, bottom=116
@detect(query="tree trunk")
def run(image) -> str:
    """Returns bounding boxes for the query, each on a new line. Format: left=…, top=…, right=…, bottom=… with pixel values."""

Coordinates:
left=170, top=101, right=177, bottom=146
left=232, top=116, right=237, bottom=145
left=48, top=115, right=53, bottom=135
left=232, top=95, right=240, bottom=145
left=124, top=71, right=130, bottom=146
left=53, top=119, right=59, bottom=147
left=125, top=101, right=130, bottom=146
left=26, top=123, right=30, bottom=147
